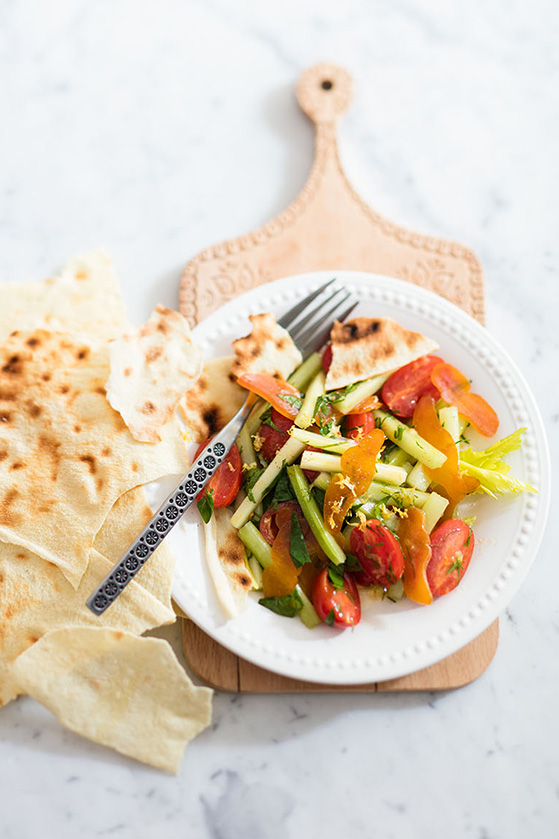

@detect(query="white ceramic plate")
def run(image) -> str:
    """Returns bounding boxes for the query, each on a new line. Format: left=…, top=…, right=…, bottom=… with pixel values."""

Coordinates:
left=169, top=271, right=550, bottom=685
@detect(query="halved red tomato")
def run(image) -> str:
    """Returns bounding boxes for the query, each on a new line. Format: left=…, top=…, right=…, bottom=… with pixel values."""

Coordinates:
left=194, top=439, right=242, bottom=508
left=322, top=344, right=333, bottom=372
left=349, top=519, right=405, bottom=588
left=237, top=373, right=301, bottom=419
left=344, top=411, right=376, bottom=440
left=258, top=409, right=294, bottom=462
left=381, top=355, right=444, bottom=418
left=427, top=519, right=474, bottom=597
left=259, top=500, right=313, bottom=546
left=312, top=567, right=361, bottom=627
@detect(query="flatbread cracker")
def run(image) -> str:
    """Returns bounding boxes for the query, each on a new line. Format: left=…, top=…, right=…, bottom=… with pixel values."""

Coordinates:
left=105, top=305, right=202, bottom=443
left=0, top=250, right=128, bottom=343
left=325, top=317, right=439, bottom=390
left=11, top=628, right=212, bottom=773
left=178, top=356, right=247, bottom=443
left=203, top=509, right=252, bottom=619
left=0, top=329, right=187, bottom=587
left=232, top=313, right=302, bottom=381
left=0, top=545, right=174, bottom=707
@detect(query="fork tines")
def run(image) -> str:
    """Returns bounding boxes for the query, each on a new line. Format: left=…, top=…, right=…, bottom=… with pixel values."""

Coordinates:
left=278, top=279, right=358, bottom=356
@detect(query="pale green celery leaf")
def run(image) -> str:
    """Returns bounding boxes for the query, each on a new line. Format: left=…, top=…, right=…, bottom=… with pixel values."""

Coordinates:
left=460, top=428, right=526, bottom=470
left=459, top=428, right=537, bottom=498
left=459, top=461, right=537, bottom=498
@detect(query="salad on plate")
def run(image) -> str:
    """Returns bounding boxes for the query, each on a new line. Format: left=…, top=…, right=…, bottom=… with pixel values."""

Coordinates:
left=183, top=309, right=535, bottom=631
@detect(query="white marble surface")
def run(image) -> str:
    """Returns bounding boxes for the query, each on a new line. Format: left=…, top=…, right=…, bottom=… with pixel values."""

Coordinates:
left=0, top=1, right=557, bottom=837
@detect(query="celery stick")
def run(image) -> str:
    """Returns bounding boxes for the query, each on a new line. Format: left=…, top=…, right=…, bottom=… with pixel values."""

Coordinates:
left=295, top=585, right=321, bottom=628
left=406, top=461, right=432, bottom=491
left=230, top=437, right=306, bottom=528
left=289, top=426, right=354, bottom=453
left=248, top=555, right=263, bottom=590
left=289, top=352, right=323, bottom=390
left=237, top=424, right=257, bottom=468
left=299, top=450, right=407, bottom=486
left=385, top=446, right=414, bottom=468
left=287, top=465, right=346, bottom=565
left=245, top=400, right=268, bottom=436
left=373, top=409, right=446, bottom=469
left=332, top=372, right=392, bottom=414
left=360, top=481, right=430, bottom=507
left=238, top=522, right=273, bottom=567
left=421, top=493, right=449, bottom=533
left=312, top=471, right=332, bottom=491
left=295, top=371, right=326, bottom=429
left=439, top=405, right=459, bottom=446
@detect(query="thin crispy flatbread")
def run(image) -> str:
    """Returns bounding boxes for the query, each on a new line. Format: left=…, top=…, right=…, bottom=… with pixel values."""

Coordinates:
left=11, top=628, right=213, bottom=773
left=105, top=305, right=202, bottom=443
left=0, top=545, right=174, bottom=707
left=178, top=356, right=247, bottom=443
left=203, top=509, right=252, bottom=619
left=0, top=250, right=128, bottom=343
left=0, top=329, right=187, bottom=587
left=325, top=317, right=439, bottom=390
left=232, top=313, right=302, bottom=381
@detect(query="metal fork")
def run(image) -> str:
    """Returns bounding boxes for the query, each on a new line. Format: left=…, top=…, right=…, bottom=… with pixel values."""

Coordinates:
left=86, top=279, right=357, bottom=614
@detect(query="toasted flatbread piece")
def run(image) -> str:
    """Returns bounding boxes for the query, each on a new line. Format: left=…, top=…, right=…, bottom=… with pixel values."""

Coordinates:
left=0, top=329, right=187, bottom=587
left=203, top=509, right=253, bottom=619
left=178, top=356, right=247, bottom=443
left=11, top=628, right=213, bottom=773
left=0, top=545, right=174, bottom=707
left=0, top=250, right=128, bottom=343
left=105, top=305, right=202, bottom=443
left=232, top=313, right=302, bottom=381
left=93, top=485, right=177, bottom=612
left=325, top=317, right=439, bottom=390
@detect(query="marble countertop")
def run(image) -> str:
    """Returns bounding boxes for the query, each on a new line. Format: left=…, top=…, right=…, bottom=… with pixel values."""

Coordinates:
left=0, top=1, right=557, bottom=837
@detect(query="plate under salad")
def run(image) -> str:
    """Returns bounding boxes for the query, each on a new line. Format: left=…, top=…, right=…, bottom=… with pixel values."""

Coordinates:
left=168, top=271, right=550, bottom=685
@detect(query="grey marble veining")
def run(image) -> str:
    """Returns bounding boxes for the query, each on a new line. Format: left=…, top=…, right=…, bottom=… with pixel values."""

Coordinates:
left=0, top=1, right=558, bottom=837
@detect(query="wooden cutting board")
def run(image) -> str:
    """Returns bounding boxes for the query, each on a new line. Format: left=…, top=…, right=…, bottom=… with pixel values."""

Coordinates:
left=179, top=62, right=498, bottom=692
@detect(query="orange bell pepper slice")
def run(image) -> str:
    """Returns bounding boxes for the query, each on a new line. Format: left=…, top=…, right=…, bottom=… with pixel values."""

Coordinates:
left=236, top=373, right=301, bottom=419
left=413, top=395, right=479, bottom=504
left=399, top=506, right=433, bottom=605
left=262, top=518, right=299, bottom=597
left=323, top=428, right=385, bottom=534
left=431, top=363, right=499, bottom=437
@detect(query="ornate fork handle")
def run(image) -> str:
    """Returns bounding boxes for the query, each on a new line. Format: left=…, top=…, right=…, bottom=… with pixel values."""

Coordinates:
left=86, top=395, right=253, bottom=615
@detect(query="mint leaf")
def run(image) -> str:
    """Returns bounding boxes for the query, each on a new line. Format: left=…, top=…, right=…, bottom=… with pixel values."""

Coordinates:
left=325, top=608, right=335, bottom=626
left=271, top=469, right=296, bottom=506
left=197, top=488, right=214, bottom=523
left=259, top=589, right=303, bottom=618
left=327, top=564, right=345, bottom=589
left=289, top=512, right=311, bottom=568
left=243, top=465, right=265, bottom=503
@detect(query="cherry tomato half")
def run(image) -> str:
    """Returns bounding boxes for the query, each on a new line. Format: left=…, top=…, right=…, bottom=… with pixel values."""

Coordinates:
left=381, top=355, right=444, bottom=418
left=344, top=411, right=376, bottom=441
left=259, top=500, right=312, bottom=545
left=322, top=344, right=333, bottom=373
left=312, top=567, right=361, bottom=628
left=195, top=439, right=242, bottom=508
left=349, top=519, right=405, bottom=588
left=258, top=409, right=294, bottom=462
left=427, top=519, right=474, bottom=597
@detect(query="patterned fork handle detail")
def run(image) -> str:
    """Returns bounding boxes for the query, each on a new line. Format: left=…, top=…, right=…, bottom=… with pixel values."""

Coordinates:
left=86, top=397, right=253, bottom=615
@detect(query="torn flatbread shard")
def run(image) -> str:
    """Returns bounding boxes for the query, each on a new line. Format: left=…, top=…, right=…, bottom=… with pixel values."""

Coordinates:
left=0, top=250, right=129, bottom=343
left=105, top=305, right=203, bottom=443
left=325, top=317, right=439, bottom=390
left=231, top=313, right=302, bottom=381
left=0, top=329, right=187, bottom=587
left=178, top=356, right=247, bottom=443
left=0, top=545, right=174, bottom=707
left=93, top=485, right=177, bottom=612
left=203, top=509, right=253, bottom=619
left=10, top=627, right=213, bottom=773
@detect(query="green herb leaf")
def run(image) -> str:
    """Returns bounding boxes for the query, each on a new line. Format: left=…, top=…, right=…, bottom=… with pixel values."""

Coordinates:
left=279, top=393, right=303, bottom=411
left=259, top=589, right=303, bottom=618
left=324, top=609, right=335, bottom=626
left=197, top=488, right=214, bottom=523
left=327, top=564, right=345, bottom=589
left=271, top=469, right=296, bottom=506
left=289, top=512, right=311, bottom=568
left=243, top=465, right=266, bottom=503
left=312, top=487, right=326, bottom=511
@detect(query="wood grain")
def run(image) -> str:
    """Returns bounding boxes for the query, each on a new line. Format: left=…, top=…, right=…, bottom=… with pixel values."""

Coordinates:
left=179, top=62, right=497, bottom=693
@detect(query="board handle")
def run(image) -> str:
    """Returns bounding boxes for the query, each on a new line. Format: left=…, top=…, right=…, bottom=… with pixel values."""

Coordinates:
left=296, top=63, right=353, bottom=126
